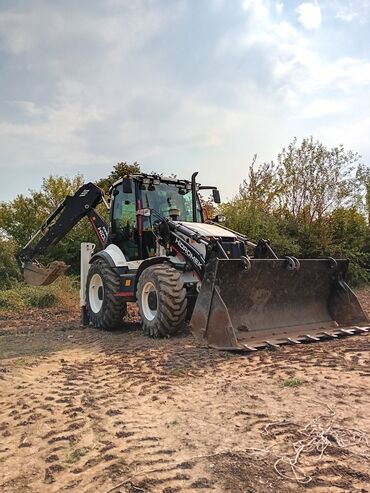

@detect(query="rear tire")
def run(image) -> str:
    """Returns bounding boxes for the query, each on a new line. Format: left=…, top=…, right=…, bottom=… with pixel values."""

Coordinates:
left=137, top=263, right=187, bottom=337
left=86, top=260, right=126, bottom=329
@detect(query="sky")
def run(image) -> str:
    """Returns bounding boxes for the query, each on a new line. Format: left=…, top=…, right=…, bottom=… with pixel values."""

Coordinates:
left=0, top=0, right=370, bottom=202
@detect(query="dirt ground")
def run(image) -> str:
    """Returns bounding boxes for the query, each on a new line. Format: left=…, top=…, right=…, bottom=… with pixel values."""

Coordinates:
left=0, top=290, right=369, bottom=493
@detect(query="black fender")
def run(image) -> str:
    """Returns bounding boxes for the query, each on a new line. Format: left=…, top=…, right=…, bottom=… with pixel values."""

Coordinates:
left=134, top=256, right=171, bottom=293
left=90, top=251, right=116, bottom=268
left=89, top=251, right=130, bottom=278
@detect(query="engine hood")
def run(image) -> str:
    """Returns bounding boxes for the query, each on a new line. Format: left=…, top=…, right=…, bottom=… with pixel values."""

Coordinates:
left=177, top=221, right=236, bottom=238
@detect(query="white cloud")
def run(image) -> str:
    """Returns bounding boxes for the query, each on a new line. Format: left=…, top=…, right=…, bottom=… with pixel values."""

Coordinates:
left=334, top=1, right=370, bottom=24
left=275, top=1, right=284, bottom=14
left=296, top=2, right=322, bottom=30
left=0, top=0, right=370, bottom=201
left=0, top=3, right=170, bottom=55
left=0, top=99, right=107, bottom=166
left=336, top=7, right=357, bottom=22
left=232, top=0, right=370, bottom=101
left=316, top=115, right=370, bottom=157
left=301, top=98, right=350, bottom=118
left=241, top=0, right=270, bottom=21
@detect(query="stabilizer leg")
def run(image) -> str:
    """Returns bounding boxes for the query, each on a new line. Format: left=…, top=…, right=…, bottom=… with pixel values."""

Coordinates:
left=80, top=242, right=95, bottom=326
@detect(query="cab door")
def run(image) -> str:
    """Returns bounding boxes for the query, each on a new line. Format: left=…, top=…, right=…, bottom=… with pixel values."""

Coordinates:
left=110, top=180, right=140, bottom=260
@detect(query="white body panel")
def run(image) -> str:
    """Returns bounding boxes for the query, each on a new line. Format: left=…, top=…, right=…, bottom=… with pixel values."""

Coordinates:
left=177, top=221, right=236, bottom=238
left=80, top=243, right=95, bottom=307
left=82, top=221, right=230, bottom=294
left=104, top=244, right=128, bottom=267
left=100, top=244, right=143, bottom=270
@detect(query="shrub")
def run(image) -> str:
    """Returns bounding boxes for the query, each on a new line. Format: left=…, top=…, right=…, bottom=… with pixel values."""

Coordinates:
left=0, top=276, right=79, bottom=312
left=24, top=287, right=59, bottom=308
left=0, top=239, right=20, bottom=289
left=0, top=289, right=27, bottom=310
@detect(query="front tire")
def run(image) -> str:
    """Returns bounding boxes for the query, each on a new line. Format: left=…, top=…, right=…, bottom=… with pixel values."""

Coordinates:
left=86, top=260, right=126, bottom=329
left=137, top=264, right=187, bottom=337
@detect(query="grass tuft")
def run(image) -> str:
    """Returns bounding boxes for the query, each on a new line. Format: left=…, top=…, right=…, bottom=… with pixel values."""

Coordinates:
left=281, top=377, right=304, bottom=388
left=65, top=447, right=90, bottom=464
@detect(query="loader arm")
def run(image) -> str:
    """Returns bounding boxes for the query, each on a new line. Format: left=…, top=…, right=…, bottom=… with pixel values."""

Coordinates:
left=20, top=182, right=109, bottom=286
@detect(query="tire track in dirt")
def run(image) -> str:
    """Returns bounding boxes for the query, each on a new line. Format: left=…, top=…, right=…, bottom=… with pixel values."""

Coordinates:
left=1, top=321, right=369, bottom=493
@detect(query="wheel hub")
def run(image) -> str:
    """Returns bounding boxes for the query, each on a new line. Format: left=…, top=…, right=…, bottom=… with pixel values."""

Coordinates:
left=98, top=286, right=103, bottom=300
left=142, top=281, right=158, bottom=321
left=89, top=273, right=104, bottom=313
left=148, top=291, right=157, bottom=310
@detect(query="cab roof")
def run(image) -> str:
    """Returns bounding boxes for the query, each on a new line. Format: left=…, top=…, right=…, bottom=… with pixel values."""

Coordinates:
left=109, top=173, right=195, bottom=194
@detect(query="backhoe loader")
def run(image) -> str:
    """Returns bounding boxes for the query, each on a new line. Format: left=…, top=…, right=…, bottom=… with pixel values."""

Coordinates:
left=19, top=172, right=369, bottom=350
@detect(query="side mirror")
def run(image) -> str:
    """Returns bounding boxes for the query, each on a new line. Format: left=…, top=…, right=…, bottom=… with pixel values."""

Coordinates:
left=213, top=214, right=226, bottom=223
left=122, top=177, right=133, bottom=193
left=212, top=189, right=221, bottom=204
left=137, top=208, right=151, bottom=217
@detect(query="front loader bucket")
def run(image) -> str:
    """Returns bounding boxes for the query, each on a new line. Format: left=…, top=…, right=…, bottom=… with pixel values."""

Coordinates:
left=190, top=258, right=369, bottom=351
left=23, top=260, right=70, bottom=286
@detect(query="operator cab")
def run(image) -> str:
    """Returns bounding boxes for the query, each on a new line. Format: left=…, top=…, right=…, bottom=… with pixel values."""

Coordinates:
left=110, top=174, right=205, bottom=261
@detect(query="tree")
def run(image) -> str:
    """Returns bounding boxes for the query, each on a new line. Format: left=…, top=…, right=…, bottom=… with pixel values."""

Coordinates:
left=0, top=239, right=20, bottom=288
left=327, top=207, right=370, bottom=283
left=97, top=162, right=141, bottom=192
left=0, top=163, right=142, bottom=274
left=222, top=137, right=369, bottom=283
left=275, top=137, right=359, bottom=223
left=238, top=155, right=279, bottom=213
left=0, top=175, right=98, bottom=273
left=238, top=137, right=360, bottom=224
left=200, top=196, right=216, bottom=220
left=356, top=164, right=370, bottom=224
left=0, top=175, right=94, bottom=258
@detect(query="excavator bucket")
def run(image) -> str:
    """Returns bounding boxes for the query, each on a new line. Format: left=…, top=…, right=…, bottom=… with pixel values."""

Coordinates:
left=23, top=260, right=70, bottom=286
left=190, top=257, right=369, bottom=351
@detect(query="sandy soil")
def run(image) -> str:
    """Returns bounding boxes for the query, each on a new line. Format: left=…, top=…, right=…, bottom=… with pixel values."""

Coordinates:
left=0, top=291, right=369, bottom=493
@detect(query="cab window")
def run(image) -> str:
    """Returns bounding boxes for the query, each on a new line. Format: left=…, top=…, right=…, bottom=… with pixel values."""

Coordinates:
left=111, top=185, right=139, bottom=260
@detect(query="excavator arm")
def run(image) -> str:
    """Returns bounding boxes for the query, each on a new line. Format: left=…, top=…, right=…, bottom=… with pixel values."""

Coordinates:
left=20, top=182, right=109, bottom=286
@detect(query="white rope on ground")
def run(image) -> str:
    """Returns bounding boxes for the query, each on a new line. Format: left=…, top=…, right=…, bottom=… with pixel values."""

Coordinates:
left=103, top=404, right=369, bottom=492
left=262, top=403, right=370, bottom=483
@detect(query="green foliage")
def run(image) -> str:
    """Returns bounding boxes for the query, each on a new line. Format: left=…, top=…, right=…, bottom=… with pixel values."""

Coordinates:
left=0, top=240, right=20, bottom=288
left=24, top=288, right=58, bottom=308
left=221, top=200, right=301, bottom=256
left=275, top=137, right=358, bottom=221
left=0, top=289, right=27, bottom=310
left=281, top=377, right=304, bottom=388
left=65, top=447, right=90, bottom=464
left=0, top=175, right=85, bottom=246
left=0, top=277, right=78, bottom=312
left=223, top=137, right=370, bottom=285
left=0, top=143, right=369, bottom=296
left=96, top=161, right=141, bottom=193
left=0, top=174, right=96, bottom=273
left=0, top=162, right=141, bottom=275
left=237, top=138, right=359, bottom=222
left=356, top=164, right=370, bottom=223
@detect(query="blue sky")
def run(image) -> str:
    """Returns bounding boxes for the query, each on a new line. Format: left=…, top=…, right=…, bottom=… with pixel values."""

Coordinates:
left=0, top=0, right=369, bottom=201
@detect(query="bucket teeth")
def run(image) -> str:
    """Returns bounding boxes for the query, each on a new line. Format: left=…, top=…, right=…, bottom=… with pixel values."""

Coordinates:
left=306, top=334, right=321, bottom=341
left=265, top=340, right=280, bottom=349
left=323, top=331, right=338, bottom=338
left=287, top=337, right=301, bottom=344
left=243, top=344, right=257, bottom=351
left=340, top=328, right=356, bottom=335
left=355, top=326, right=369, bottom=333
